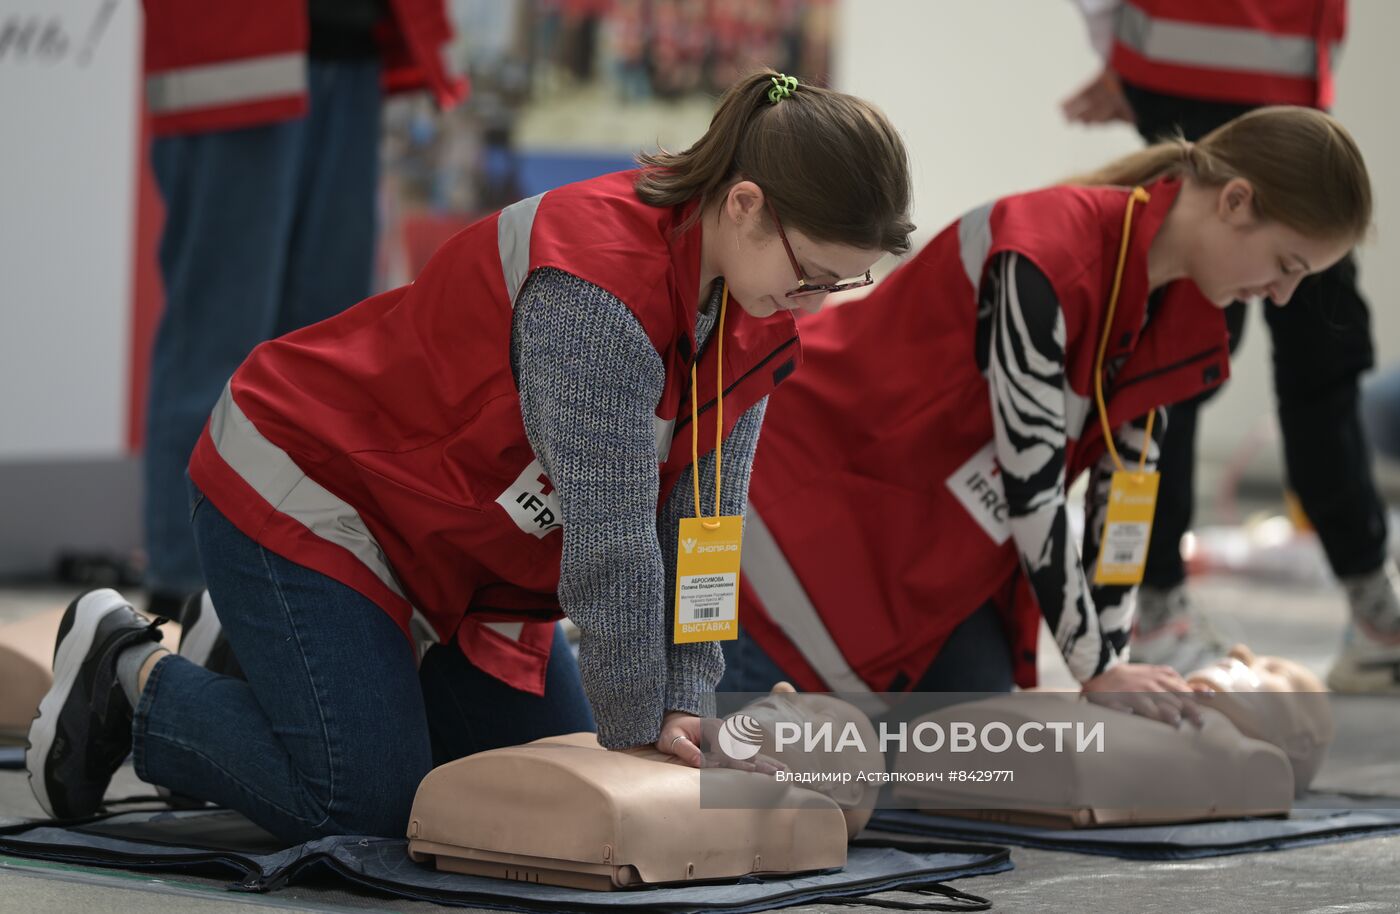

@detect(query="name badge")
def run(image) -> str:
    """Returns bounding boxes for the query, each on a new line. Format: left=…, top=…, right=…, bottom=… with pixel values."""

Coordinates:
left=1093, top=471, right=1160, bottom=586
left=673, top=516, right=742, bottom=643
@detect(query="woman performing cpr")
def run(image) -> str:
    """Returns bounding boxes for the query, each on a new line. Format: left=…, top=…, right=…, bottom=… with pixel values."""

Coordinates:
left=28, top=71, right=913, bottom=840
left=723, top=107, right=1370, bottom=722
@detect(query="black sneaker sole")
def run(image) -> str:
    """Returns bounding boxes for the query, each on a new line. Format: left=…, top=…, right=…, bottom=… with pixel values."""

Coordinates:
left=25, top=589, right=128, bottom=818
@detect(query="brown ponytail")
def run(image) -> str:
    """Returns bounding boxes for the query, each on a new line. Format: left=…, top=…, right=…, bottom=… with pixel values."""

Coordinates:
left=635, top=69, right=914, bottom=255
left=1070, top=106, right=1371, bottom=244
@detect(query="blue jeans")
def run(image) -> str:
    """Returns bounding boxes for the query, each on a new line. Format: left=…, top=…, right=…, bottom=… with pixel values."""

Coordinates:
left=143, top=60, right=383, bottom=595
left=132, top=483, right=595, bottom=843
left=719, top=601, right=1016, bottom=696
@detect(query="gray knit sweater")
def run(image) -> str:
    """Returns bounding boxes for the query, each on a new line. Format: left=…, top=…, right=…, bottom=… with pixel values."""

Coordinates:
left=511, top=268, right=766, bottom=749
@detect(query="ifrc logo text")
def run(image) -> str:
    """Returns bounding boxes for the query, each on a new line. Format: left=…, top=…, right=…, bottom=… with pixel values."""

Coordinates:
left=946, top=442, right=1011, bottom=545
left=496, top=459, right=563, bottom=538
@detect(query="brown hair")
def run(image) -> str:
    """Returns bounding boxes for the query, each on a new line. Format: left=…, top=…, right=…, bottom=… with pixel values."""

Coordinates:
left=635, top=70, right=914, bottom=255
left=1070, top=106, right=1371, bottom=243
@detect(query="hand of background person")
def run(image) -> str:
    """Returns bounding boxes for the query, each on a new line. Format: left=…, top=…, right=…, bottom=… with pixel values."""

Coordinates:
left=1061, top=67, right=1135, bottom=124
left=1081, top=661, right=1206, bottom=727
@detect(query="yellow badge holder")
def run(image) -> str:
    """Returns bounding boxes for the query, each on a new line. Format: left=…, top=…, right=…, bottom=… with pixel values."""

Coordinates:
left=1093, top=187, right=1161, bottom=587
left=674, top=284, right=743, bottom=643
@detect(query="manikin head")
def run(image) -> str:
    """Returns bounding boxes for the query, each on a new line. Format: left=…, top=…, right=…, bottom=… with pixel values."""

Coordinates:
left=738, top=682, right=882, bottom=837
left=1187, top=644, right=1335, bottom=794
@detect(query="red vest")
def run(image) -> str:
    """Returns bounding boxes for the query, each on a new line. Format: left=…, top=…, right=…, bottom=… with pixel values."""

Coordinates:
left=738, top=179, right=1229, bottom=697
left=1110, top=0, right=1346, bottom=109
left=143, top=0, right=467, bottom=135
left=189, top=171, right=801, bottom=694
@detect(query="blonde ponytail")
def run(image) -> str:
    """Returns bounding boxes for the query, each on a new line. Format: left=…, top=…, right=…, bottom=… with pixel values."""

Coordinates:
left=1069, top=106, right=1371, bottom=243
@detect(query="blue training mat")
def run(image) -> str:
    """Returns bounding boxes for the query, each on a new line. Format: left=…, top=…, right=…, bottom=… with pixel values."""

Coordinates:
left=869, top=793, right=1400, bottom=860
left=0, top=808, right=1012, bottom=912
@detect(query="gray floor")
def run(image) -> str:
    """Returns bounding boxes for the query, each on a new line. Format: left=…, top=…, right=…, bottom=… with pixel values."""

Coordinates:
left=1, top=573, right=1398, bottom=913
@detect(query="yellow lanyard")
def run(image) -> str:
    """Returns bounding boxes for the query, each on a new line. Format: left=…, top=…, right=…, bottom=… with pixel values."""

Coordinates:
left=689, top=283, right=728, bottom=530
left=1093, top=186, right=1154, bottom=473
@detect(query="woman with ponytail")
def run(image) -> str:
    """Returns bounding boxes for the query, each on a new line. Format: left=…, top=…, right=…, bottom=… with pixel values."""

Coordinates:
left=726, top=107, right=1370, bottom=723
left=26, top=71, right=913, bottom=840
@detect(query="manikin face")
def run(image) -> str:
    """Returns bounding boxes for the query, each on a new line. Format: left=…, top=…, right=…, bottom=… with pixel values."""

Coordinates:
left=739, top=682, right=881, bottom=837
left=1187, top=644, right=1324, bottom=694
left=1187, top=644, right=1334, bottom=794
left=713, top=181, right=886, bottom=319
left=1185, top=179, right=1352, bottom=308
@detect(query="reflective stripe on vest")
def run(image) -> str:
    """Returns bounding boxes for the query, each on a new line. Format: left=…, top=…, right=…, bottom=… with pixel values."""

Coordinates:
left=743, top=503, right=890, bottom=713
left=484, top=621, right=525, bottom=640
left=146, top=52, right=306, bottom=116
left=1117, top=3, right=1320, bottom=78
left=208, top=383, right=414, bottom=606
left=956, top=201, right=1092, bottom=440
left=957, top=202, right=994, bottom=289
left=496, top=188, right=677, bottom=463
left=209, top=383, right=532, bottom=646
left=498, top=192, right=546, bottom=304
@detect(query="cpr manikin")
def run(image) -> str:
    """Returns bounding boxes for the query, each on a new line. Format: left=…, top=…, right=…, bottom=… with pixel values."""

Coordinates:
left=407, top=685, right=884, bottom=889
left=890, top=646, right=1334, bottom=827
left=0, top=610, right=56, bottom=738
left=737, top=682, right=883, bottom=837
left=1184, top=645, right=1333, bottom=796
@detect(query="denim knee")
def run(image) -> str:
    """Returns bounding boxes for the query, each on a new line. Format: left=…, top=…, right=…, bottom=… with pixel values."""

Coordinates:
left=316, top=768, right=428, bottom=840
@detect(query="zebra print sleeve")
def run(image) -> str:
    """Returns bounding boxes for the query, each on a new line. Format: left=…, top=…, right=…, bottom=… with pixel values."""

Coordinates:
left=1082, top=409, right=1168, bottom=664
left=982, top=252, right=1127, bottom=682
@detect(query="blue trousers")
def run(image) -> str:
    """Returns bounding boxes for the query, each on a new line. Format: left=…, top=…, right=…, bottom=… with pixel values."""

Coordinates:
left=133, top=484, right=595, bottom=843
left=143, top=60, right=383, bottom=595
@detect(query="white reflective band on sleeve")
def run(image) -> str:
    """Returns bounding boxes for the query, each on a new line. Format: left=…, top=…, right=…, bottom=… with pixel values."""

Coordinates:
left=207, top=384, right=413, bottom=607
left=146, top=53, right=307, bottom=115
left=958, top=202, right=995, bottom=290
left=742, top=504, right=890, bottom=714
left=498, top=192, right=545, bottom=305
left=1118, top=3, right=1319, bottom=77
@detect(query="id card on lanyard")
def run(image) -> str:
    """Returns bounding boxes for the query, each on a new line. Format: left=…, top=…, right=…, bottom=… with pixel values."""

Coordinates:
left=1092, top=187, right=1161, bottom=587
left=674, top=284, right=743, bottom=643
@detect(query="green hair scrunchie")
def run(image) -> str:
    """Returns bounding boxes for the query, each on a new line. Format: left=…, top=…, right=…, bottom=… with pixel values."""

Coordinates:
left=767, top=74, right=798, bottom=104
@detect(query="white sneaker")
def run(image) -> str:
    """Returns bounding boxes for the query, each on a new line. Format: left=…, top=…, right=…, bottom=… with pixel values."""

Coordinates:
left=1326, top=621, right=1400, bottom=694
left=1130, top=585, right=1233, bottom=674
left=1340, top=559, right=1400, bottom=644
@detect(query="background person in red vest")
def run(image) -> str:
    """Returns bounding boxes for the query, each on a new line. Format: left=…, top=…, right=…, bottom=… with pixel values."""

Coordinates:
left=1063, top=0, right=1400, bottom=693
left=27, top=72, right=914, bottom=841
left=724, top=108, right=1371, bottom=724
left=140, top=1, right=465, bottom=622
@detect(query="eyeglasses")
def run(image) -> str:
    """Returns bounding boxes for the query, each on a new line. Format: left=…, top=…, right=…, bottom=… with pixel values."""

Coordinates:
left=766, top=200, right=874, bottom=299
